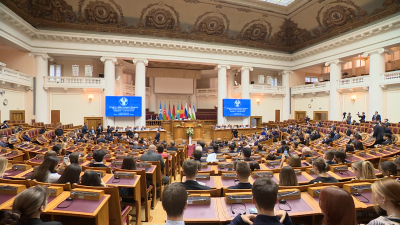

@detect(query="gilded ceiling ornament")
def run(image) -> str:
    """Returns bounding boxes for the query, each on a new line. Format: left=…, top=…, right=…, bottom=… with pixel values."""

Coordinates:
left=237, top=8, right=251, bottom=13
left=270, top=19, right=314, bottom=46
left=237, top=19, right=272, bottom=42
left=84, top=1, right=119, bottom=24
left=191, top=11, right=230, bottom=36
left=11, top=0, right=76, bottom=22
left=183, top=0, right=200, bottom=3
left=138, top=2, right=180, bottom=31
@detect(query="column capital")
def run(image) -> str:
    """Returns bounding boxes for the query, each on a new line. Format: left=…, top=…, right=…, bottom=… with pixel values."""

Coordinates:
left=215, top=64, right=230, bottom=70
left=238, top=66, right=253, bottom=72
left=29, top=53, right=53, bottom=61
left=100, top=57, right=117, bottom=63
left=0, top=62, right=6, bottom=67
left=279, top=70, right=293, bottom=76
left=363, top=48, right=393, bottom=57
left=115, top=61, right=125, bottom=69
left=325, top=59, right=344, bottom=67
left=133, top=59, right=148, bottom=66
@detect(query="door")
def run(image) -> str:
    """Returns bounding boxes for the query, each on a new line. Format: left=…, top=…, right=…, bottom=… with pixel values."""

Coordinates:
left=10, top=110, right=25, bottom=122
left=84, top=117, right=103, bottom=130
left=313, top=111, right=328, bottom=121
left=275, top=110, right=280, bottom=122
left=295, top=111, right=306, bottom=120
left=51, top=110, right=60, bottom=124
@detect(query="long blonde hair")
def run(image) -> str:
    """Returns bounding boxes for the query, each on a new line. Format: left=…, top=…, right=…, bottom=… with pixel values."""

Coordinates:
left=279, top=166, right=299, bottom=186
left=371, top=178, right=400, bottom=213
left=352, top=160, right=376, bottom=180
left=0, top=157, right=8, bottom=177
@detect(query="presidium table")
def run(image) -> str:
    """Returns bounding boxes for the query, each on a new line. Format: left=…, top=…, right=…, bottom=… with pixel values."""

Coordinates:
left=210, top=128, right=263, bottom=141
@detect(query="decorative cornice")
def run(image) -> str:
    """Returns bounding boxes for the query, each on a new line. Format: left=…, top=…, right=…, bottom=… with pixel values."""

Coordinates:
left=215, top=65, right=231, bottom=70
left=279, top=70, right=293, bottom=76
left=29, top=53, right=53, bottom=61
left=133, top=59, right=149, bottom=66
left=100, top=57, right=117, bottom=63
left=363, top=48, right=393, bottom=57
left=325, top=59, right=344, bottom=67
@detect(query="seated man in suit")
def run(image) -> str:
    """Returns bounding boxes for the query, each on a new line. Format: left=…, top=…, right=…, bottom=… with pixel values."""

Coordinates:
left=167, top=141, right=178, bottom=151
left=180, top=159, right=211, bottom=190
left=130, top=141, right=143, bottom=150
left=345, top=126, right=352, bottom=136
left=88, top=150, right=108, bottom=167
left=255, top=144, right=265, bottom=153
left=382, top=134, right=393, bottom=145
left=333, top=130, right=341, bottom=141
left=333, top=150, right=348, bottom=164
left=228, top=162, right=252, bottom=189
left=324, top=150, right=336, bottom=165
left=141, top=144, right=169, bottom=184
left=243, top=147, right=252, bottom=162
left=55, top=126, right=63, bottom=137
left=277, top=141, right=288, bottom=154
left=0, top=135, right=7, bottom=147
left=106, top=125, right=114, bottom=135
left=96, top=135, right=107, bottom=144
left=322, top=134, right=333, bottom=145
left=193, top=147, right=205, bottom=162
left=162, top=183, right=188, bottom=225
left=383, top=118, right=391, bottom=127
left=228, top=143, right=237, bottom=153
left=81, top=123, right=88, bottom=134
left=22, top=132, right=31, bottom=142
left=0, top=120, right=9, bottom=129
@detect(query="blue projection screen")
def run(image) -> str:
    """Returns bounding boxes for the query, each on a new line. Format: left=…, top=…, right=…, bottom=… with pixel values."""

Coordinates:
left=223, top=99, right=251, bottom=117
left=105, top=96, right=142, bottom=117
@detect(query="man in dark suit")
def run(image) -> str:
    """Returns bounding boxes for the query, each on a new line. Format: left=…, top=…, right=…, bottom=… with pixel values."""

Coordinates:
left=382, top=134, right=393, bottom=145
left=333, top=130, right=341, bottom=141
left=54, top=126, right=63, bottom=137
left=140, top=145, right=169, bottom=184
left=228, top=162, right=252, bottom=189
left=154, top=130, right=160, bottom=142
left=96, top=123, right=103, bottom=136
left=0, top=135, right=7, bottom=147
left=180, top=159, right=211, bottom=190
left=372, top=111, right=381, bottom=122
left=276, top=141, right=288, bottom=154
left=383, top=119, right=391, bottom=127
left=88, top=150, right=108, bottom=167
left=0, top=120, right=9, bottom=129
left=96, top=135, right=107, bottom=144
left=243, top=147, right=253, bottom=161
left=322, top=134, right=333, bottom=145
left=345, top=126, right=352, bottom=136
left=82, top=123, right=88, bottom=134
left=130, top=141, right=143, bottom=150
left=232, top=129, right=238, bottom=138
left=167, top=141, right=178, bottom=151
left=373, top=123, right=385, bottom=145
left=106, top=125, right=113, bottom=135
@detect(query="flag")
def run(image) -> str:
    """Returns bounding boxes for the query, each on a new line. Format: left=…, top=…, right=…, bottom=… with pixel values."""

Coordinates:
left=180, top=103, right=184, bottom=119
left=172, top=103, right=176, bottom=120
left=176, top=102, right=180, bottom=119
left=188, top=103, right=192, bottom=120
left=168, top=102, right=172, bottom=120
left=162, top=102, right=167, bottom=121
left=184, top=102, right=188, bottom=119
left=192, top=102, right=196, bottom=120
left=158, top=102, right=163, bottom=120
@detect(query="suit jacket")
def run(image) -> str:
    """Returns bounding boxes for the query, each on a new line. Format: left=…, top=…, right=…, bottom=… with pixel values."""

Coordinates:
left=346, top=129, right=352, bottom=136
left=180, top=180, right=211, bottom=190
left=384, top=122, right=391, bottom=127
left=0, top=141, right=7, bottom=147
left=140, top=151, right=165, bottom=172
left=97, top=138, right=107, bottom=144
left=333, top=133, right=340, bottom=140
left=322, top=138, right=333, bottom=145
left=372, top=114, right=382, bottom=121
left=155, top=133, right=160, bottom=142
left=88, top=163, right=108, bottom=168
left=373, top=125, right=385, bottom=142
left=25, top=218, right=62, bottom=225
left=167, top=147, right=178, bottom=151
left=382, top=139, right=393, bottom=145
left=82, top=126, right=88, bottom=134
left=96, top=126, right=103, bottom=135
left=55, top=129, right=63, bottom=137
left=228, top=182, right=252, bottom=189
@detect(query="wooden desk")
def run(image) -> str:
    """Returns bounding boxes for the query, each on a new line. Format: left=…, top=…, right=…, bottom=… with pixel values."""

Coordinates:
left=46, top=191, right=110, bottom=225
left=103, top=174, right=142, bottom=225
left=137, top=166, right=157, bottom=209
left=219, top=176, right=255, bottom=196
left=183, top=198, right=224, bottom=223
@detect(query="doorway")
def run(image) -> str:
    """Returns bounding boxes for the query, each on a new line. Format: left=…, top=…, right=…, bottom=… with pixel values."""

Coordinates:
left=10, top=110, right=25, bottom=122
left=294, top=111, right=306, bottom=120
left=84, top=117, right=103, bottom=130
left=313, top=111, right=329, bottom=121
left=275, top=110, right=280, bottom=122
left=51, top=110, right=60, bottom=124
left=250, top=116, right=262, bottom=127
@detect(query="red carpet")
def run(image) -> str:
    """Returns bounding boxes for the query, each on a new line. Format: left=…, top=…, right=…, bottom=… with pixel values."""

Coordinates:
left=188, top=144, right=195, bottom=156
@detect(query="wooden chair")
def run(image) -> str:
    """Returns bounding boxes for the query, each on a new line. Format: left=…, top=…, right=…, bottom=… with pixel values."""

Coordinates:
left=223, top=188, right=252, bottom=196
left=72, top=184, right=132, bottom=225
left=114, top=168, right=153, bottom=222
left=82, top=165, right=112, bottom=174
left=147, top=160, right=167, bottom=201
left=29, top=180, right=72, bottom=191
left=0, top=178, right=30, bottom=187
left=187, top=189, right=219, bottom=197
left=278, top=183, right=319, bottom=192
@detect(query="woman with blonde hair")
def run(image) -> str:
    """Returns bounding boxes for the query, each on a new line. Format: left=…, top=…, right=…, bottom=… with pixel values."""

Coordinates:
left=288, top=155, right=301, bottom=168
left=352, top=160, right=376, bottom=180
left=279, top=166, right=298, bottom=186
left=309, top=157, right=339, bottom=184
left=0, top=156, right=8, bottom=178
left=368, top=179, right=400, bottom=225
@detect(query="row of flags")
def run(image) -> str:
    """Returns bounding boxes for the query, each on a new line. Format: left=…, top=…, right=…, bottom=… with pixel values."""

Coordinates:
left=158, top=102, right=196, bottom=120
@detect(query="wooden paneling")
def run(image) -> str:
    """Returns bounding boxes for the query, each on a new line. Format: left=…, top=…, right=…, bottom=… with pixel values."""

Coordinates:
left=84, top=117, right=103, bottom=130
left=313, top=111, right=329, bottom=121
left=51, top=110, right=60, bottom=124
left=295, top=111, right=306, bottom=120
left=10, top=110, right=25, bottom=121
left=275, top=110, right=280, bottom=122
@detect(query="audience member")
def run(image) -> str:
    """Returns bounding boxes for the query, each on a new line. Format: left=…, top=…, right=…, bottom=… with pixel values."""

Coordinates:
left=193, top=148, right=203, bottom=162
left=141, top=145, right=169, bottom=184
left=249, top=161, right=260, bottom=171
left=352, top=160, right=376, bottom=180
left=162, top=183, right=187, bottom=225
left=55, top=164, right=81, bottom=184
left=243, top=148, right=252, bottom=161
left=380, top=161, right=398, bottom=177
left=228, top=162, right=252, bottom=189
left=324, top=150, right=336, bottom=165
left=382, top=134, right=393, bottom=146
left=279, top=166, right=298, bottom=186
left=319, top=187, right=356, bottom=225
left=0, top=156, right=8, bottom=178
left=44, top=151, right=57, bottom=159
left=180, top=159, right=210, bottom=190
left=80, top=170, right=106, bottom=187
left=345, top=144, right=355, bottom=153
left=121, top=156, right=137, bottom=170
left=167, top=141, right=178, bottom=151
left=394, top=157, right=400, bottom=171
left=368, top=179, right=400, bottom=225
left=68, top=152, right=80, bottom=165
left=288, top=155, right=301, bottom=167
left=333, top=150, right=348, bottom=164
left=88, top=150, right=108, bottom=168
left=309, top=158, right=338, bottom=184
left=31, top=156, right=61, bottom=183
left=157, top=145, right=167, bottom=157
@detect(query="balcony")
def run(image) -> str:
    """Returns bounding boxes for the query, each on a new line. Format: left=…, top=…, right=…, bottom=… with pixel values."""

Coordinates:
left=43, top=76, right=105, bottom=90
left=249, top=84, right=285, bottom=95
left=337, top=76, right=369, bottom=91
left=196, top=88, right=217, bottom=97
left=380, top=71, right=400, bottom=88
left=0, top=63, right=33, bottom=89
left=291, top=82, right=330, bottom=96
left=232, top=85, right=242, bottom=94
left=120, top=84, right=151, bottom=96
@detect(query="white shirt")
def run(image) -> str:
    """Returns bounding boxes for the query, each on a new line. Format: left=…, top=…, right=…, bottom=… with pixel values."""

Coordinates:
left=165, top=220, right=185, bottom=225
left=47, top=172, right=61, bottom=183
left=206, top=153, right=217, bottom=162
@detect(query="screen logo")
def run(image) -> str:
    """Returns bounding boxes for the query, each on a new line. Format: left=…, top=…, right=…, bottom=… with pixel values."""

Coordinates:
left=234, top=100, right=241, bottom=107
left=119, top=97, right=128, bottom=106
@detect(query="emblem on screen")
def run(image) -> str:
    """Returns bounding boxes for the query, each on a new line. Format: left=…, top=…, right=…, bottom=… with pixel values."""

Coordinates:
left=234, top=100, right=241, bottom=107
left=119, top=97, right=128, bottom=106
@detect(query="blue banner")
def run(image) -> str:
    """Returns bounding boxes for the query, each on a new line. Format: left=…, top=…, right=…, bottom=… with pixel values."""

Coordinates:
left=223, top=99, right=251, bottom=117
left=105, top=96, right=142, bottom=117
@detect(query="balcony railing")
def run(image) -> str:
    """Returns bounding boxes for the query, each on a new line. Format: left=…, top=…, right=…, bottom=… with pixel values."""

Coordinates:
left=196, top=88, right=218, bottom=97
left=291, top=82, right=330, bottom=95
left=380, top=71, right=400, bottom=87
left=43, top=76, right=105, bottom=89
left=121, top=84, right=151, bottom=96
left=337, top=76, right=369, bottom=90
left=232, top=85, right=242, bottom=94
left=0, top=63, right=33, bottom=89
left=249, top=84, right=285, bottom=95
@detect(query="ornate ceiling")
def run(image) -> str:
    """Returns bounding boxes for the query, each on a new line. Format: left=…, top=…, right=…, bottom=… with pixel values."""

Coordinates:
left=2, top=0, right=400, bottom=53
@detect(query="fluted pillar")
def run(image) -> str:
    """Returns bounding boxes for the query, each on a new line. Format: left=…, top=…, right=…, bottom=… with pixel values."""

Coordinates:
left=148, top=77, right=157, bottom=114
left=227, top=70, right=235, bottom=98
left=29, top=53, right=53, bottom=124
left=217, top=65, right=230, bottom=125
left=325, top=59, right=343, bottom=121
left=239, top=66, right=253, bottom=125
left=133, top=59, right=148, bottom=127
left=100, top=57, right=117, bottom=126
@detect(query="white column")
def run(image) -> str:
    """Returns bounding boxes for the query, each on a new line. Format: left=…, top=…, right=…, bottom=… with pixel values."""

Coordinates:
left=217, top=65, right=230, bottom=125
left=281, top=70, right=292, bottom=121
left=363, top=48, right=391, bottom=119
left=148, top=77, right=157, bottom=114
left=239, top=66, right=253, bottom=125
left=227, top=70, right=235, bottom=98
left=133, top=59, right=148, bottom=127
left=29, top=53, right=53, bottom=124
left=190, top=79, right=197, bottom=119
left=115, top=63, right=124, bottom=96
left=100, top=57, right=117, bottom=127
left=325, top=59, right=343, bottom=121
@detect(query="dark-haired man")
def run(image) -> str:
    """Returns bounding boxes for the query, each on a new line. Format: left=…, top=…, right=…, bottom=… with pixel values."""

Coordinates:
left=230, top=178, right=293, bottom=225
left=162, top=183, right=188, bottom=225
left=0, top=120, right=9, bottom=129
left=180, top=159, right=210, bottom=190
left=228, top=162, right=252, bottom=189
left=243, top=148, right=252, bottom=162
left=88, top=150, right=108, bottom=167
left=167, top=141, right=178, bottom=151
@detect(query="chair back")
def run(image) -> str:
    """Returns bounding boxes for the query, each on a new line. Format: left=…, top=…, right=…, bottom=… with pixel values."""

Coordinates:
left=0, top=178, right=30, bottom=187
left=82, top=165, right=112, bottom=174
left=29, top=180, right=72, bottom=191
left=278, top=183, right=318, bottom=192
left=72, top=184, right=122, bottom=225
left=114, top=168, right=148, bottom=197
left=187, top=189, right=219, bottom=197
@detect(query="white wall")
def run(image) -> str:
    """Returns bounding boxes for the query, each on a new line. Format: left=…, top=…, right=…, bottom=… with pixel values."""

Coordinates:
left=50, top=92, right=102, bottom=125
left=294, top=96, right=329, bottom=119
left=197, top=97, right=217, bottom=109
left=251, top=96, right=282, bottom=122
left=0, top=89, right=25, bottom=121
left=342, top=92, right=368, bottom=122
left=386, top=90, right=400, bottom=123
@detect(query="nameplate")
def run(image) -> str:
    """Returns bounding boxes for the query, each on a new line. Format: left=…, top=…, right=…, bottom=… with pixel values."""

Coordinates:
left=111, top=160, right=123, bottom=166
left=216, top=157, right=226, bottom=161
left=1, top=149, right=10, bottom=154
left=87, top=153, right=93, bottom=157
left=226, top=193, right=253, bottom=203
left=346, top=153, right=353, bottom=157
left=70, top=189, right=104, bottom=201
left=115, top=150, right=123, bottom=154
left=48, top=186, right=63, bottom=197
left=307, top=157, right=318, bottom=163
left=266, top=160, right=281, bottom=166
left=195, top=174, right=210, bottom=180
left=12, top=164, right=31, bottom=171
left=221, top=173, right=236, bottom=179
left=369, top=150, right=376, bottom=155
left=332, top=166, right=348, bottom=172
left=343, top=183, right=372, bottom=194
left=250, top=156, right=261, bottom=160
left=78, top=158, right=85, bottom=163
left=218, top=163, right=234, bottom=169
left=0, top=184, right=25, bottom=195
left=356, top=151, right=366, bottom=156
left=201, top=163, right=208, bottom=168
left=128, top=152, right=139, bottom=156
left=277, top=189, right=301, bottom=200
left=253, top=171, right=273, bottom=178
left=114, top=172, right=135, bottom=179
left=137, top=162, right=151, bottom=168
left=307, top=186, right=336, bottom=197
left=115, top=155, right=126, bottom=160
left=34, top=154, right=44, bottom=160
left=294, top=170, right=302, bottom=175
left=187, top=196, right=211, bottom=205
